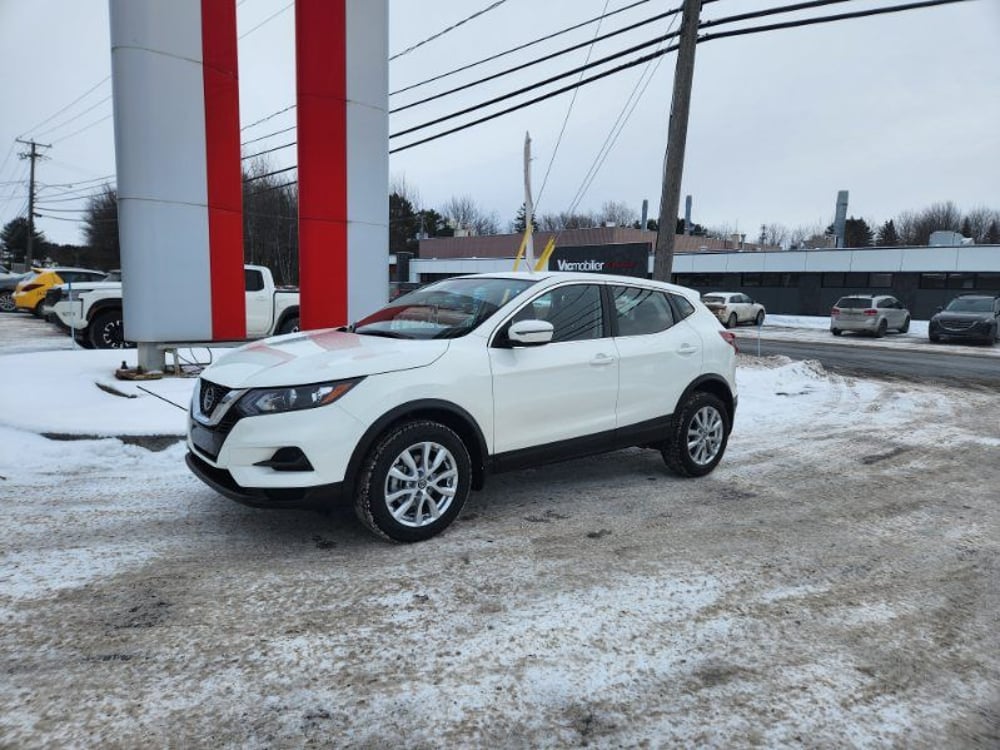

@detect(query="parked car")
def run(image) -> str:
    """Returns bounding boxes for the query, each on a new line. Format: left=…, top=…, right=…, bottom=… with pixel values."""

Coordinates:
left=830, top=295, right=910, bottom=337
left=13, top=267, right=107, bottom=315
left=0, top=271, right=33, bottom=313
left=928, top=294, right=1000, bottom=344
left=186, top=272, right=740, bottom=542
left=42, top=270, right=121, bottom=321
left=701, top=292, right=766, bottom=328
left=49, top=265, right=299, bottom=348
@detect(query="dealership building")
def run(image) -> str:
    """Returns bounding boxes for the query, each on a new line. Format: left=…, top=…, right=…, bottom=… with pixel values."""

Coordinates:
left=403, top=228, right=1000, bottom=319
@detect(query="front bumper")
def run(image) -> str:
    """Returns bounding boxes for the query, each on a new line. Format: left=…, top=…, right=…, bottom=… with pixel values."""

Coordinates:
left=929, top=323, right=994, bottom=342
left=186, top=452, right=342, bottom=509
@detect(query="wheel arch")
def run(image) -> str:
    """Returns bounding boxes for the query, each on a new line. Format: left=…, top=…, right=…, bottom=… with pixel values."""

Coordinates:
left=345, top=399, right=490, bottom=493
left=679, top=374, right=736, bottom=423
left=86, top=298, right=122, bottom=324
left=274, top=306, right=300, bottom=333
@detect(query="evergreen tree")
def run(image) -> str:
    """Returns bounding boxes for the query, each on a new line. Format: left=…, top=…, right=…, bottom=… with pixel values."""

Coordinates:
left=514, top=203, right=539, bottom=233
left=875, top=219, right=899, bottom=246
left=844, top=217, right=874, bottom=247
left=0, top=217, right=46, bottom=265
left=986, top=220, right=1000, bottom=244
left=389, top=192, right=420, bottom=254
left=82, top=186, right=120, bottom=269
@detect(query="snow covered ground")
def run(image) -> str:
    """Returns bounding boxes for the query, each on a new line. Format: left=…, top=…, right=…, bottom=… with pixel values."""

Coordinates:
left=1, top=312, right=999, bottom=747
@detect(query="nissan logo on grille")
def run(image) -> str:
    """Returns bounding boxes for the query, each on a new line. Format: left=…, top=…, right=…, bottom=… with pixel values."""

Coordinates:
left=201, top=382, right=222, bottom=415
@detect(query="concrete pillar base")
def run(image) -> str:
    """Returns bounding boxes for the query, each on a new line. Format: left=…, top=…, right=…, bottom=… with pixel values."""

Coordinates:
left=137, top=342, right=166, bottom=373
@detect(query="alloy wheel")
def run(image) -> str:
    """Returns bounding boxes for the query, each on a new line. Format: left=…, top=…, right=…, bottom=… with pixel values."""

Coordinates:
left=686, top=405, right=724, bottom=466
left=383, top=441, right=458, bottom=528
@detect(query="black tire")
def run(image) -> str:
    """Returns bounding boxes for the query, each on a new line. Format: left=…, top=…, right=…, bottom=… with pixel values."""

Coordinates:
left=88, top=309, right=129, bottom=349
left=831, top=328, right=843, bottom=337
left=32, top=299, right=45, bottom=317
left=899, top=316, right=910, bottom=333
left=662, top=392, right=731, bottom=478
left=276, top=315, right=300, bottom=335
left=929, top=333, right=940, bottom=343
left=726, top=313, right=737, bottom=329
left=754, top=309, right=765, bottom=327
left=874, top=319, right=887, bottom=338
left=0, top=291, right=14, bottom=313
left=354, top=420, right=472, bottom=543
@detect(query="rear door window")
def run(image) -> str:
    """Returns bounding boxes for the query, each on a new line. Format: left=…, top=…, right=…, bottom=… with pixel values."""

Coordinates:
left=611, top=286, right=675, bottom=336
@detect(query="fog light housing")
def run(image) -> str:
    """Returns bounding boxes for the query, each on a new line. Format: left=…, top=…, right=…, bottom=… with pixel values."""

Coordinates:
left=253, top=447, right=314, bottom=472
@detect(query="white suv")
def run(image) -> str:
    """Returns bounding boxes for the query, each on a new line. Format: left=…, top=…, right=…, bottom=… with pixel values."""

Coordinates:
left=186, top=272, right=739, bottom=542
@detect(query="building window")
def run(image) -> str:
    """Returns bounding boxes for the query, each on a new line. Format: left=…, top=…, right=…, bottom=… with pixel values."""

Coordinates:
left=947, top=273, right=975, bottom=290
left=844, top=272, right=868, bottom=287
left=870, top=273, right=893, bottom=287
left=674, top=273, right=725, bottom=288
left=741, top=273, right=762, bottom=287
left=822, top=273, right=845, bottom=288
left=919, top=273, right=947, bottom=289
left=975, top=273, right=1000, bottom=291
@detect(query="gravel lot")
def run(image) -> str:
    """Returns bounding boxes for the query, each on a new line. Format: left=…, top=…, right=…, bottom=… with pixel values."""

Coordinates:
left=1, top=311, right=998, bottom=748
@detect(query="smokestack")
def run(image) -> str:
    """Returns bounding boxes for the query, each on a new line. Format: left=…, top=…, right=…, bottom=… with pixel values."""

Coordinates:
left=640, top=199, right=649, bottom=230
left=834, top=190, right=849, bottom=249
left=684, top=195, right=692, bottom=235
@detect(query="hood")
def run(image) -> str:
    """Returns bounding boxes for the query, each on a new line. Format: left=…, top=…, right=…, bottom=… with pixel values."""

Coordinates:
left=203, top=329, right=450, bottom=388
left=932, top=311, right=993, bottom=323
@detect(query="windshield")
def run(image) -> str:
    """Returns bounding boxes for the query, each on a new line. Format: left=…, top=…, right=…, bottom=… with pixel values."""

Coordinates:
left=354, top=277, right=538, bottom=339
left=836, top=297, right=873, bottom=309
left=945, top=297, right=993, bottom=313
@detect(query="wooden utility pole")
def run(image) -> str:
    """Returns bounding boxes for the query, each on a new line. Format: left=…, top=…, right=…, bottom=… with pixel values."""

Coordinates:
left=15, top=138, right=50, bottom=270
left=652, top=0, right=701, bottom=281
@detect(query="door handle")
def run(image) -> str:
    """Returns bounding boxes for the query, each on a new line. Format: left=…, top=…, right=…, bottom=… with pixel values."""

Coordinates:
left=677, top=343, right=698, bottom=356
left=590, top=353, right=616, bottom=366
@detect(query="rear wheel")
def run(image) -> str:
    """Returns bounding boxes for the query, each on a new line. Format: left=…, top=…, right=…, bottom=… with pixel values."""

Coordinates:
left=831, top=328, right=843, bottom=337
left=0, top=291, right=14, bottom=313
left=355, top=420, right=472, bottom=543
left=899, top=316, right=910, bottom=333
left=874, top=319, right=887, bottom=338
left=32, top=300, right=45, bottom=317
left=88, top=309, right=128, bottom=349
left=276, top=315, right=300, bottom=335
left=662, top=392, right=731, bottom=478
left=726, top=312, right=737, bottom=329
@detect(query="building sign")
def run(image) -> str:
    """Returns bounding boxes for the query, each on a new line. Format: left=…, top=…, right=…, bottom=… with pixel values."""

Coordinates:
left=548, top=243, right=650, bottom=278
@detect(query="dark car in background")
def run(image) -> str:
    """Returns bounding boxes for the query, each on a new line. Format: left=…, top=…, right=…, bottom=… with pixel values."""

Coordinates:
left=929, top=294, right=1000, bottom=344
left=0, top=270, right=33, bottom=313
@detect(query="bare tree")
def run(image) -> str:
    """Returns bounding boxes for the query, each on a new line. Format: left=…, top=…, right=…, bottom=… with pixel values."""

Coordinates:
left=82, top=185, right=120, bottom=269
left=896, top=201, right=961, bottom=245
left=762, top=223, right=789, bottom=249
left=597, top=200, right=637, bottom=228
left=440, top=195, right=500, bottom=236
left=243, top=159, right=299, bottom=285
left=961, top=206, right=1000, bottom=243
left=390, top=173, right=422, bottom=211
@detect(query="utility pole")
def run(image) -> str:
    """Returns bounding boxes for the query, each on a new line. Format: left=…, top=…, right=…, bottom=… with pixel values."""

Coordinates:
left=652, top=0, right=701, bottom=281
left=15, top=138, right=50, bottom=270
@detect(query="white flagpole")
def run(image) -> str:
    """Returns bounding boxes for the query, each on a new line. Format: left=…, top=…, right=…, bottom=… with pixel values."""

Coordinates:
left=523, top=131, right=535, bottom=271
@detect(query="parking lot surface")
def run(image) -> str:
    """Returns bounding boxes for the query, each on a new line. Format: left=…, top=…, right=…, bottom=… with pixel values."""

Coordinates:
left=1, top=312, right=998, bottom=747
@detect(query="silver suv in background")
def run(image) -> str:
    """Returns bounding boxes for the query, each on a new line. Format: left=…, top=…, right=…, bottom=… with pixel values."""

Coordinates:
left=830, top=295, right=910, bottom=337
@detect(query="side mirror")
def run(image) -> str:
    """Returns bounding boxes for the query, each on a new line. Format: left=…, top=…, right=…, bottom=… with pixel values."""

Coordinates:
left=508, top=319, right=554, bottom=346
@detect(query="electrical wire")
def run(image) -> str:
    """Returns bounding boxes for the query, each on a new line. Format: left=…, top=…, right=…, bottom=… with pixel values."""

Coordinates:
left=390, top=2, right=682, bottom=115
left=241, top=104, right=296, bottom=132
left=390, top=0, right=509, bottom=61
left=391, top=0, right=651, bottom=97
left=32, top=95, right=113, bottom=139
left=244, top=165, right=296, bottom=183
left=239, top=0, right=294, bottom=40
left=241, top=124, right=296, bottom=147
left=18, top=76, right=110, bottom=138
left=50, top=114, right=113, bottom=145
left=536, top=0, right=614, bottom=211
left=242, top=141, right=296, bottom=162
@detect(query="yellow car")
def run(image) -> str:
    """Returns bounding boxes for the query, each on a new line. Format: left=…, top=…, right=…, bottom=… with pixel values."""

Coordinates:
left=13, top=267, right=107, bottom=315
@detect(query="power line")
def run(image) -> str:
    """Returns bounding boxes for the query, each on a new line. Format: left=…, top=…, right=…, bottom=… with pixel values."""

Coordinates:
left=536, top=0, right=614, bottom=209
left=390, top=3, right=683, bottom=115
left=390, top=0, right=971, bottom=153
left=241, top=104, right=296, bottom=132
left=244, top=165, right=297, bottom=183
left=50, top=114, right=114, bottom=145
left=241, top=124, right=296, bottom=146
left=18, top=76, right=110, bottom=138
left=390, top=0, right=652, bottom=97
left=239, top=0, right=294, bottom=40
left=242, top=140, right=296, bottom=162
left=33, top=95, right=113, bottom=139
left=390, top=0, right=509, bottom=61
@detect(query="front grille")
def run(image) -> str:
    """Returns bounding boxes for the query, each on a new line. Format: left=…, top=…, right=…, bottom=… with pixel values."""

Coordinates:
left=199, top=379, right=233, bottom=420
left=941, top=320, right=975, bottom=331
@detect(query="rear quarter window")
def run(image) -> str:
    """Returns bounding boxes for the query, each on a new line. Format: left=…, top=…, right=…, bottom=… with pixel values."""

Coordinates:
left=671, top=293, right=696, bottom=320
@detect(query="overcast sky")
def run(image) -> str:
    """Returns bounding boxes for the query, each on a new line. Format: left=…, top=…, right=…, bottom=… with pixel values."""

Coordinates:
left=1, top=0, right=998, bottom=246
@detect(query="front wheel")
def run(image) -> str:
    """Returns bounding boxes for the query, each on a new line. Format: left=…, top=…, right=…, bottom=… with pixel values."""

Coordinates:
left=899, top=316, right=910, bottom=333
left=355, top=420, right=472, bottom=543
left=754, top=309, right=765, bottom=326
left=726, top=313, right=737, bottom=329
left=88, top=309, right=129, bottom=349
left=662, top=392, right=731, bottom=478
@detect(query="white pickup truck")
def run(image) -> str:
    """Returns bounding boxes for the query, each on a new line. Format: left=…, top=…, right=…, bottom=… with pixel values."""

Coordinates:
left=50, top=265, right=300, bottom=349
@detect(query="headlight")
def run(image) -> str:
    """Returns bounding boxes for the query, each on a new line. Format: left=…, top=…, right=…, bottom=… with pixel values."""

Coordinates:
left=236, top=378, right=362, bottom=417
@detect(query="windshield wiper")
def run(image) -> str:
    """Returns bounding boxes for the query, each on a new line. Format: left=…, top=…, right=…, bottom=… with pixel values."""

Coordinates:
left=355, top=329, right=411, bottom=339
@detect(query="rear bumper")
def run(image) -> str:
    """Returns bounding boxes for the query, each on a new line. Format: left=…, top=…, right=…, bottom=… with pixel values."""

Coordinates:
left=831, top=316, right=879, bottom=331
left=186, top=451, right=343, bottom=509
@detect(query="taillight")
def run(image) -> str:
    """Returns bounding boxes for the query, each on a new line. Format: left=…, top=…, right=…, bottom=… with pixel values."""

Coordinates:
left=831, top=307, right=841, bottom=316
left=863, top=309, right=878, bottom=316
left=719, top=330, right=739, bottom=353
